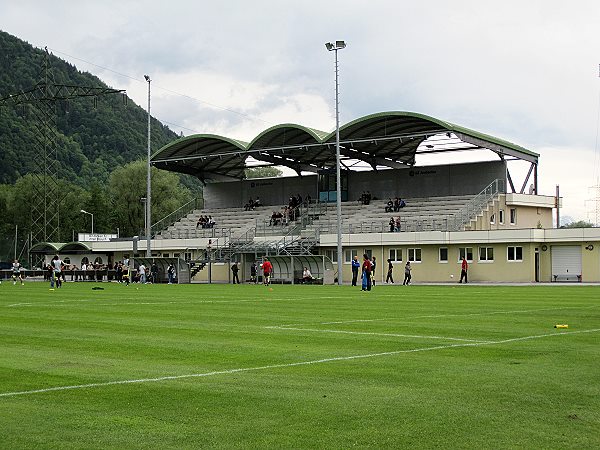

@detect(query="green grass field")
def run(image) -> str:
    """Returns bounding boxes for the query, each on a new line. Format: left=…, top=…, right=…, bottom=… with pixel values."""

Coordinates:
left=0, top=281, right=599, bottom=449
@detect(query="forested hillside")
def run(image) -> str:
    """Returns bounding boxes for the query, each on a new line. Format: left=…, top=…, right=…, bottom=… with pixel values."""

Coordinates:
left=0, top=30, right=178, bottom=185
left=0, top=30, right=202, bottom=259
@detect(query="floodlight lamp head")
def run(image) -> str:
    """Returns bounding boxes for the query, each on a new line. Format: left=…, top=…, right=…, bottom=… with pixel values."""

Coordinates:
left=80, top=209, right=88, bottom=214
left=325, top=42, right=334, bottom=51
left=335, top=40, right=346, bottom=49
left=144, top=75, right=151, bottom=82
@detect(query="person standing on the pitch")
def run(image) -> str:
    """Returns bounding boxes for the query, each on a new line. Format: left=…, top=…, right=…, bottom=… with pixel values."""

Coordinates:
left=51, top=255, right=63, bottom=288
left=459, top=257, right=468, bottom=283
left=12, top=259, right=24, bottom=285
left=262, top=258, right=273, bottom=285
left=351, top=255, right=360, bottom=286
left=231, top=262, right=240, bottom=284
left=386, top=258, right=394, bottom=283
left=371, top=256, right=377, bottom=286
left=250, top=261, right=258, bottom=284
left=361, top=254, right=372, bottom=291
left=403, top=261, right=411, bottom=285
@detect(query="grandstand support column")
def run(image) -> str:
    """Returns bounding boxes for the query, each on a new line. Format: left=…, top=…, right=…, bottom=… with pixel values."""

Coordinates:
left=144, top=75, right=152, bottom=258
left=325, top=40, right=346, bottom=285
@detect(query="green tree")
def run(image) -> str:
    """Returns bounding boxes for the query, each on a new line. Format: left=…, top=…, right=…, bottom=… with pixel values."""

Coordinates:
left=561, top=220, right=595, bottom=229
left=108, top=160, right=192, bottom=237
left=245, top=166, right=283, bottom=179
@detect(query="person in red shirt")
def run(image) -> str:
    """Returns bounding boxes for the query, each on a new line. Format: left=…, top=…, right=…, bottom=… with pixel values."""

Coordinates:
left=361, top=254, right=372, bottom=291
left=460, top=257, right=468, bottom=283
left=262, top=258, right=273, bottom=285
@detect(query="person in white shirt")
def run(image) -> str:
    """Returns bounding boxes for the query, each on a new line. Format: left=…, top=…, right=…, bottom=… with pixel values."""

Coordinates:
left=138, top=264, right=147, bottom=284
left=51, top=255, right=63, bottom=288
left=302, top=267, right=313, bottom=284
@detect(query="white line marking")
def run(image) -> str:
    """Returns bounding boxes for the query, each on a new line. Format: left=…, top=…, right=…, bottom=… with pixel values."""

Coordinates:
left=274, top=304, right=600, bottom=328
left=265, top=326, right=489, bottom=343
left=1, top=328, right=598, bottom=398
left=4, top=297, right=291, bottom=308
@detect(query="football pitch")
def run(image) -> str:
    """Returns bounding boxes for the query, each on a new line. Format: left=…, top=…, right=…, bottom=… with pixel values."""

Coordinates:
left=0, top=282, right=598, bottom=449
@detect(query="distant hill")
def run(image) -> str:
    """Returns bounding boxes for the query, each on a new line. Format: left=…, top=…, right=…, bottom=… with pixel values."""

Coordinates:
left=0, top=30, right=179, bottom=186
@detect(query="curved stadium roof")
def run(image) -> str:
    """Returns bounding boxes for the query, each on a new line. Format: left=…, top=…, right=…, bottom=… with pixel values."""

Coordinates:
left=152, top=111, right=538, bottom=183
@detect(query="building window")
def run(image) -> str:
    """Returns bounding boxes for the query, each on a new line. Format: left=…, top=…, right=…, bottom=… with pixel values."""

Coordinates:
left=408, top=248, right=422, bottom=262
left=490, top=213, right=495, bottom=224
left=389, top=248, right=402, bottom=262
left=458, top=247, right=473, bottom=262
left=499, top=209, right=504, bottom=224
left=439, top=247, right=448, bottom=262
left=63, top=257, right=71, bottom=265
left=479, top=247, right=494, bottom=262
left=162, top=253, right=170, bottom=258
left=344, top=249, right=358, bottom=263
left=507, top=246, right=523, bottom=261
left=184, top=252, right=192, bottom=261
left=94, top=256, right=103, bottom=264
left=510, top=208, right=517, bottom=225
left=173, top=253, right=181, bottom=258
left=326, top=249, right=338, bottom=263
left=364, top=249, right=372, bottom=260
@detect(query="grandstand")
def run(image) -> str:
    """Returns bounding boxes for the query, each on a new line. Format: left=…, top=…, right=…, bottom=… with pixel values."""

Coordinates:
left=28, top=111, right=600, bottom=283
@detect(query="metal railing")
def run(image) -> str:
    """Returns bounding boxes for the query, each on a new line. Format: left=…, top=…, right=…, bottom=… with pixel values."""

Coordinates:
left=449, top=179, right=504, bottom=231
left=154, top=227, right=230, bottom=240
left=255, top=200, right=328, bottom=237
left=151, top=197, right=203, bottom=237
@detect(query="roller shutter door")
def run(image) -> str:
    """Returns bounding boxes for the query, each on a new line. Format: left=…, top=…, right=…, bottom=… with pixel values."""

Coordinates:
left=551, top=246, right=581, bottom=276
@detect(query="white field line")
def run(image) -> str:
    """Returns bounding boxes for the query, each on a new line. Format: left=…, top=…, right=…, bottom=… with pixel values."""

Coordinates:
left=275, top=304, right=600, bottom=328
left=4, top=297, right=293, bottom=308
left=1, top=328, right=598, bottom=399
left=264, top=326, right=490, bottom=343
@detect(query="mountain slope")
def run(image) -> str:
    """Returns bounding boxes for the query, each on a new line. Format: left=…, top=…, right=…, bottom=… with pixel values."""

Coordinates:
left=0, top=30, right=178, bottom=185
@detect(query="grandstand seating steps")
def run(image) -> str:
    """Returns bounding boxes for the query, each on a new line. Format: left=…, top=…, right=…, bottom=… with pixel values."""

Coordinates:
left=156, top=194, right=481, bottom=239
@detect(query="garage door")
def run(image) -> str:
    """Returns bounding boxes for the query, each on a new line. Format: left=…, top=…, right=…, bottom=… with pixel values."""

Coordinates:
left=551, top=246, right=582, bottom=276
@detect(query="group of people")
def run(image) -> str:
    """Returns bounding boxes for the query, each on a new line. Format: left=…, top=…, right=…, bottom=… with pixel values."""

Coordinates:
left=359, top=191, right=372, bottom=205
left=268, top=193, right=312, bottom=226
left=389, top=217, right=402, bottom=232
left=352, top=255, right=413, bottom=291
left=196, top=215, right=216, bottom=229
left=244, top=197, right=262, bottom=210
left=231, top=259, right=274, bottom=285
left=37, top=256, right=178, bottom=286
left=384, top=197, right=406, bottom=212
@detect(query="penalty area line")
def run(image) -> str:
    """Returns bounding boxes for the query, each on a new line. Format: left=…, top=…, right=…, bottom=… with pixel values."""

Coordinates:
left=264, top=326, right=490, bottom=343
left=1, top=328, right=599, bottom=398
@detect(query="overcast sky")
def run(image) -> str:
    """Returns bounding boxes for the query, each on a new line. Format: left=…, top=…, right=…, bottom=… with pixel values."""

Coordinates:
left=2, top=0, right=600, bottom=222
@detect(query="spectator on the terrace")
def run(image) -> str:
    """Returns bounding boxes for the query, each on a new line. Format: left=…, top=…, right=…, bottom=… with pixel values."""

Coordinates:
left=254, top=197, right=261, bottom=208
left=270, top=211, right=278, bottom=226
left=395, top=217, right=401, bottom=232
left=296, top=194, right=303, bottom=206
left=207, top=216, right=215, bottom=228
left=196, top=217, right=202, bottom=228
left=385, top=198, right=394, bottom=213
left=399, top=198, right=406, bottom=208
left=305, top=194, right=312, bottom=206
left=389, top=217, right=395, bottom=233
left=360, top=191, right=372, bottom=205
left=393, top=197, right=400, bottom=212
left=244, top=198, right=255, bottom=211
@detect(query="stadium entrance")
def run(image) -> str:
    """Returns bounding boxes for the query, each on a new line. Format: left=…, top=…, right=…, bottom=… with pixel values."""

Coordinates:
left=318, top=169, right=348, bottom=202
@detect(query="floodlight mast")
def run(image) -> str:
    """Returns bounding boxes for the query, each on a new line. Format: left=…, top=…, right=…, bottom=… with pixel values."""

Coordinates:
left=145, top=75, right=152, bottom=258
left=80, top=209, right=94, bottom=235
left=325, top=40, right=346, bottom=285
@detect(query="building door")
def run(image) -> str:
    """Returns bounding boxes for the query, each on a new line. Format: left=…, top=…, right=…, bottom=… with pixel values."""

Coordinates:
left=551, top=246, right=582, bottom=279
left=318, top=169, right=348, bottom=203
